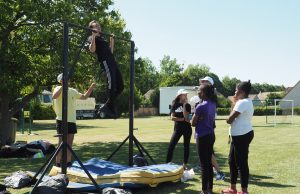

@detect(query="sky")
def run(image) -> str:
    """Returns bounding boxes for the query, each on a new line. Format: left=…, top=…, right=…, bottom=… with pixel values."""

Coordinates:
left=112, top=0, right=300, bottom=87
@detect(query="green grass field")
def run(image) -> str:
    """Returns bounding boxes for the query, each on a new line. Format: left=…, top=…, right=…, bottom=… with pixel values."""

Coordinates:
left=1, top=116, right=299, bottom=194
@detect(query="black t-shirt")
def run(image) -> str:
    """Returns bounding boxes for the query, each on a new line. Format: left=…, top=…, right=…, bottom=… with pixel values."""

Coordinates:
left=171, top=102, right=191, bottom=129
left=95, top=36, right=117, bottom=67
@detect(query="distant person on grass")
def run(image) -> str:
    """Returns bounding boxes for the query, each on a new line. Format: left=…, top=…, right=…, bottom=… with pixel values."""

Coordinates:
left=166, top=89, right=192, bottom=170
left=221, top=80, right=254, bottom=194
left=52, top=73, right=96, bottom=167
left=192, top=84, right=217, bottom=194
left=190, top=76, right=225, bottom=180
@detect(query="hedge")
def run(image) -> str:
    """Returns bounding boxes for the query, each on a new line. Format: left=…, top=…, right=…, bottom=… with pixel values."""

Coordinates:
left=31, top=104, right=56, bottom=120
left=217, top=107, right=300, bottom=116
left=29, top=104, right=300, bottom=119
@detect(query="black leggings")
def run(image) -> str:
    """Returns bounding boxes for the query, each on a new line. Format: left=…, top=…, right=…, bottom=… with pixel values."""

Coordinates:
left=229, top=130, right=254, bottom=188
left=166, top=126, right=192, bottom=164
left=196, top=133, right=215, bottom=191
left=101, top=60, right=124, bottom=102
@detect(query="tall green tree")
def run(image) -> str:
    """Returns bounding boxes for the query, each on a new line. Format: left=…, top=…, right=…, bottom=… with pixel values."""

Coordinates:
left=160, top=55, right=183, bottom=76
left=222, top=76, right=241, bottom=97
left=135, top=57, right=159, bottom=94
left=251, top=83, right=285, bottom=94
left=182, top=64, right=210, bottom=86
left=159, top=55, right=184, bottom=87
left=0, top=0, right=132, bottom=146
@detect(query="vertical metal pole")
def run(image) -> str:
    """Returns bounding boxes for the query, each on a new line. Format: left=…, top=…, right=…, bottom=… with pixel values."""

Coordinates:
left=20, top=108, right=24, bottom=134
left=62, top=22, right=69, bottom=174
left=265, top=100, right=267, bottom=124
left=291, top=100, right=294, bottom=125
left=129, top=41, right=135, bottom=166
left=274, top=99, right=277, bottom=126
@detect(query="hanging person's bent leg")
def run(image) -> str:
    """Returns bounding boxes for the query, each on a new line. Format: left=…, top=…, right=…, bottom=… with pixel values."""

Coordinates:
left=99, top=60, right=123, bottom=118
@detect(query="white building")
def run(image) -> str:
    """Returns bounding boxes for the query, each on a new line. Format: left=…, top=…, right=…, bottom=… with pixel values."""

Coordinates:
left=282, top=81, right=300, bottom=107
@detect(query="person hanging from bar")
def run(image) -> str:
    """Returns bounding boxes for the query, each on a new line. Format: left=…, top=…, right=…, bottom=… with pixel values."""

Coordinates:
left=88, top=20, right=124, bottom=118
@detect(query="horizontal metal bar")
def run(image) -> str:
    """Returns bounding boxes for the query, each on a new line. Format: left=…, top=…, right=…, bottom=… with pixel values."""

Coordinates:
left=66, top=22, right=133, bottom=43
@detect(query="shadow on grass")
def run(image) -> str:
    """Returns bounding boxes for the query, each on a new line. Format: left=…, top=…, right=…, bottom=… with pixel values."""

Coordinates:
left=22, top=121, right=105, bottom=132
left=1, top=141, right=295, bottom=193
left=252, top=125, right=275, bottom=128
left=221, top=173, right=296, bottom=189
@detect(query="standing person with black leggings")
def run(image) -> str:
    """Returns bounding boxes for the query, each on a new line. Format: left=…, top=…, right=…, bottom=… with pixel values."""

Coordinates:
left=89, top=20, right=124, bottom=118
left=166, top=89, right=192, bottom=170
left=222, top=81, right=254, bottom=194
left=192, top=84, right=217, bottom=194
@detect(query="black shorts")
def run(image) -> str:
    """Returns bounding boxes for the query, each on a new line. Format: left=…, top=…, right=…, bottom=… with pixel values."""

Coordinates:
left=56, top=120, right=77, bottom=134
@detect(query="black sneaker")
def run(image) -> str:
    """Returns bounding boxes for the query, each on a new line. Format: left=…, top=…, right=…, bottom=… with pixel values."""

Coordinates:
left=99, top=103, right=117, bottom=119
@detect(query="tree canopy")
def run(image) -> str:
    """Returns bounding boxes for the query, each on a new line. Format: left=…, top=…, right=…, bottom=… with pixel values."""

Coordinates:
left=0, top=0, right=132, bottom=145
left=0, top=1, right=287, bottom=146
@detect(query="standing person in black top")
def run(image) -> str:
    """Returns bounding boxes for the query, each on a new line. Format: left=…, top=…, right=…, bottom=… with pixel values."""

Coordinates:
left=166, top=89, right=192, bottom=169
left=89, top=20, right=124, bottom=118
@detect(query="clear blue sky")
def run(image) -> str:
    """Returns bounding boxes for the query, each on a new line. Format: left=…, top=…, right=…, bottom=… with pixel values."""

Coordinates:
left=112, top=0, right=300, bottom=87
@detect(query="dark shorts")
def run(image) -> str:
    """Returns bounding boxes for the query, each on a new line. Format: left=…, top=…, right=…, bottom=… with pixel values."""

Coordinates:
left=56, top=120, right=77, bottom=134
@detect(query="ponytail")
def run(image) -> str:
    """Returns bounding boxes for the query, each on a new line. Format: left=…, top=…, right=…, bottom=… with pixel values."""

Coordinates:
left=199, top=84, right=218, bottom=103
left=237, top=80, right=252, bottom=96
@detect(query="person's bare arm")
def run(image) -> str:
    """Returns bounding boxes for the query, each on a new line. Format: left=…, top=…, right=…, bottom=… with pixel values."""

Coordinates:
left=110, top=34, right=115, bottom=53
left=52, top=86, right=62, bottom=99
left=191, top=114, right=199, bottom=127
left=226, top=111, right=240, bottom=124
left=80, top=83, right=96, bottom=100
left=171, top=113, right=185, bottom=122
left=89, top=34, right=97, bottom=53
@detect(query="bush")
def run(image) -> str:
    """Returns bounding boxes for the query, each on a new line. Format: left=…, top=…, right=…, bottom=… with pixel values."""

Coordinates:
left=254, top=107, right=275, bottom=116
left=217, top=94, right=231, bottom=108
left=31, top=104, right=56, bottom=120
left=217, top=107, right=285, bottom=116
left=217, top=108, right=230, bottom=115
left=294, top=107, right=300, bottom=115
left=150, top=88, right=160, bottom=108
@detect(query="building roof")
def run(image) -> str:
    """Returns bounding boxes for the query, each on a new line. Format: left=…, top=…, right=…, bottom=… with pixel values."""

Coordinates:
left=285, top=87, right=294, bottom=94
left=257, top=91, right=283, bottom=101
left=248, top=94, right=258, bottom=100
left=144, top=89, right=155, bottom=100
left=283, top=80, right=300, bottom=98
left=41, top=90, right=52, bottom=95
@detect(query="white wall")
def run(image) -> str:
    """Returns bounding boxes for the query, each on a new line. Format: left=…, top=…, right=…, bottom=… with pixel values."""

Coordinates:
left=282, top=81, right=300, bottom=107
left=159, top=86, right=198, bottom=114
left=283, top=81, right=300, bottom=107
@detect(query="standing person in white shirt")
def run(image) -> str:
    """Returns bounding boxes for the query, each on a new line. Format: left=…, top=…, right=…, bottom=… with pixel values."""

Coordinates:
left=222, top=80, right=254, bottom=194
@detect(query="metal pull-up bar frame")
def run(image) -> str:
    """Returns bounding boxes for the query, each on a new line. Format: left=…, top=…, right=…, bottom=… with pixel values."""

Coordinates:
left=31, top=21, right=156, bottom=193
left=62, top=22, right=135, bottom=169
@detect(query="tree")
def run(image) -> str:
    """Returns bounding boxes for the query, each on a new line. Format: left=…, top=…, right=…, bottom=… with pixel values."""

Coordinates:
left=207, top=72, right=225, bottom=95
left=160, top=55, right=183, bottom=76
left=182, top=64, right=210, bottom=86
left=222, top=76, right=241, bottom=97
left=159, top=55, right=184, bottom=87
left=251, top=83, right=285, bottom=94
left=135, top=57, right=159, bottom=94
left=0, top=0, right=132, bottom=146
left=265, top=92, right=285, bottom=106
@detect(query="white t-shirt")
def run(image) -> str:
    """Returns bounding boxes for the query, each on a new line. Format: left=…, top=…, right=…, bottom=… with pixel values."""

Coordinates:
left=53, top=86, right=82, bottom=123
left=189, top=95, right=201, bottom=113
left=229, top=98, right=254, bottom=136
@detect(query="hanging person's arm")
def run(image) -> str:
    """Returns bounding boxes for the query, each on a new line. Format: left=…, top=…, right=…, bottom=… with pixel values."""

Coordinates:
left=80, top=83, right=96, bottom=100
left=89, top=33, right=97, bottom=53
left=110, top=33, right=115, bottom=53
